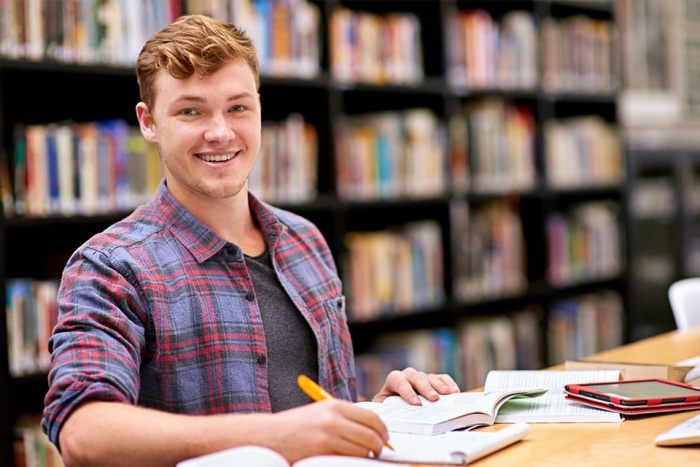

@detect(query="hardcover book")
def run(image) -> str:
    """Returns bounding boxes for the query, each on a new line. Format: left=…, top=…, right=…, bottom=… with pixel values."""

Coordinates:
left=355, top=387, right=545, bottom=435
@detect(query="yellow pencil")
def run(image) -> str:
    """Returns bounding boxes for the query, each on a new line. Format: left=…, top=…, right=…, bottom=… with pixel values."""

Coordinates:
left=297, top=374, right=395, bottom=451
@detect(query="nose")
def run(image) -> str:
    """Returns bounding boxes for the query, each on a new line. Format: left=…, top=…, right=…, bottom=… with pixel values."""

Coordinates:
left=203, top=113, right=235, bottom=143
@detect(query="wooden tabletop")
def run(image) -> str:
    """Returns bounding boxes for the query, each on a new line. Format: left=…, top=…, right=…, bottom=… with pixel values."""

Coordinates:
left=411, top=326, right=700, bottom=466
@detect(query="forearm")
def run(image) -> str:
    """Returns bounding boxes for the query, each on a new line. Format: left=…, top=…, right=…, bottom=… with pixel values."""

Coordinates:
left=59, top=401, right=277, bottom=467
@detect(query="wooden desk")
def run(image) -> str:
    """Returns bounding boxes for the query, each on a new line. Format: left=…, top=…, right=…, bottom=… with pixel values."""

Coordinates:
left=413, top=327, right=700, bottom=466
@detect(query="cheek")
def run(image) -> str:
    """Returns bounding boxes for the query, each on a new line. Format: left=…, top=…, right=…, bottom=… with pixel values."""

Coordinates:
left=243, top=120, right=262, bottom=145
left=161, top=122, right=196, bottom=144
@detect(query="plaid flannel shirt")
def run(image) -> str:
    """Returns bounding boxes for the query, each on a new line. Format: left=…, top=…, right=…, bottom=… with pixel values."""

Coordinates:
left=42, top=180, right=355, bottom=446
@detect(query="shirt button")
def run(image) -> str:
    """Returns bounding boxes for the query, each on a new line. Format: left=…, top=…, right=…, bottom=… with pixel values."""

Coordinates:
left=246, top=291, right=255, bottom=301
left=257, top=355, right=267, bottom=365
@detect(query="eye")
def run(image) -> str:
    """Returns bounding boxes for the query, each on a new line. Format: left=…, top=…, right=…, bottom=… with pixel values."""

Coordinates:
left=180, top=108, right=198, bottom=116
left=230, top=105, right=245, bottom=112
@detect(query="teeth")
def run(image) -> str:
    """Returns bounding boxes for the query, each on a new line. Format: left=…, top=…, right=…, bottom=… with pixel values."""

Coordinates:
left=199, top=153, right=235, bottom=162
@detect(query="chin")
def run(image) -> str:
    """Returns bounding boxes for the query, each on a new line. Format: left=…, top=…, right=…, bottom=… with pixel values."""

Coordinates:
left=206, top=182, right=246, bottom=200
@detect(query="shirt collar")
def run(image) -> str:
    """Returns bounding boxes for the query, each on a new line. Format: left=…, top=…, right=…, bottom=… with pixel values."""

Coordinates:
left=150, top=180, right=285, bottom=263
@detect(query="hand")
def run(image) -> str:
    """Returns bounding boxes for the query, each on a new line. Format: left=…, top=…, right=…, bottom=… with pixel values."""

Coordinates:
left=373, top=367, right=460, bottom=405
left=267, top=398, right=389, bottom=463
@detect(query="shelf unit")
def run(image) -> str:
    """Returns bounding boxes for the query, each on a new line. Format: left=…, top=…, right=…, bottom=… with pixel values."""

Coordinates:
left=0, top=1, right=625, bottom=465
left=625, top=147, right=700, bottom=340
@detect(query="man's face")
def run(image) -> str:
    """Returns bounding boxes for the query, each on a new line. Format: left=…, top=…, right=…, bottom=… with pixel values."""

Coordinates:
left=136, top=58, right=261, bottom=207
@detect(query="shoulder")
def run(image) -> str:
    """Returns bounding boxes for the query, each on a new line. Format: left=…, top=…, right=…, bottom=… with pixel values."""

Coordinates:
left=89, top=204, right=168, bottom=252
left=67, top=205, right=171, bottom=276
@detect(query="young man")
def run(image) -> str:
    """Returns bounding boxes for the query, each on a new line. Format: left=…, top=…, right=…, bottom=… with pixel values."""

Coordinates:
left=42, top=14, right=459, bottom=466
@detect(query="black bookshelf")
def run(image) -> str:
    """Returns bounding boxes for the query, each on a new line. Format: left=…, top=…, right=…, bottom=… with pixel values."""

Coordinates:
left=625, top=147, right=700, bottom=341
left=0, top=1, right=625, bottom=465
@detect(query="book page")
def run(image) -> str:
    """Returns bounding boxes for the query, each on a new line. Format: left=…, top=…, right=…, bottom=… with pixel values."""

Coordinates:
left=494, top=394, right=623, bottom=422
left=384, top=390, right=503, bottom=411
left=177, top=445, right=289, bottom=467
left=296, top=456, right=407, bottom=467
left=178, top=445, right=409, bottom=467
left=379, top=423, right=530, bottom=465
left=356, top=398, right=488, bottom=424
left=484, top=370, right=620, bottom=394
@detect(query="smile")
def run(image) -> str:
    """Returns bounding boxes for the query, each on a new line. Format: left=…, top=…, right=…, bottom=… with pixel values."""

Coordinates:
left=197, top=153, right=237, bottom=162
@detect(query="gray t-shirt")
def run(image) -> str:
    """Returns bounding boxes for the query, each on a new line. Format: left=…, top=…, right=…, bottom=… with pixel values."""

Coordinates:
left=245, top=249, right=319, bottom=412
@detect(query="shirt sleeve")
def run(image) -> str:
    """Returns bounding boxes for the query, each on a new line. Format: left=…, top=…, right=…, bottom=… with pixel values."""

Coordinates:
left=42, top=245, right=147, bottom=447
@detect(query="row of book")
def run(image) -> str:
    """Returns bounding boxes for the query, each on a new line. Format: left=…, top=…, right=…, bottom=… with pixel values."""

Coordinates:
left=450, top=199, right=528, bottom=303
left=446, top=10, right=615, bottom=94
left=0, top=0, right=178, bottom=64
left=333, top=98, right=571, bottom=202
left=340, top=197, right=622, bottom=316
left=464, top=99, right=537, bottom=194
left=5, top=278, right=57, bottom=377
left=540, top=15, right=616, bottom=94
left=546, top=201, right=623, bottom=287
left=548, top=289, right=625, bottom=364
left=446, top=10, right=539, bottom=91
left=344, top=103, right=611, bottom=201
left=342, top=220, right=445, bottom=322
left=13, top=414, right=63, bottom=467
left=189, top=0, right=322, bottom=78
left=2, top=112, right=321, bottom=217
left=1, top=104, right=624, bottom=217
left=354, top=307, right=544, bottom=397
left=629, top=177, right=676, bottom=219
left=0, top=0, right=322, bottom=79
left=545, top=116, right=624, bottom=189
left=248, top=113, right=319, bottom=204
left=329, top=7, right=423, bottom=86
left=0, top=2, right=615, bottom=94
left=333, top=108, right=446, bottom=201
left=6, top=120, right=163, bottom=217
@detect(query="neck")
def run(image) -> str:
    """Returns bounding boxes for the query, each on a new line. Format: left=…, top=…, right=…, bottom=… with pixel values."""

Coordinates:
left=175, top=188, right=266, bottom=256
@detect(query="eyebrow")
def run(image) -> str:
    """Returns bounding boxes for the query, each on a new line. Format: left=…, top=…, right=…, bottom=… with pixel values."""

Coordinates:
left=173, top=92, right=256, bottom=105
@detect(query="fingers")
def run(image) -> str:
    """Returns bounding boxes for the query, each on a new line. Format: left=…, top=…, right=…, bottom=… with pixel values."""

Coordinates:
left=430, top=373, right=461, bottom=395
left=284, top=399, right=388, bottom=459
left=340, top=404, right=388, bottom=457
left=372, top=369, right=415, bottom=403
left=374, top=368, right=461, bottom=404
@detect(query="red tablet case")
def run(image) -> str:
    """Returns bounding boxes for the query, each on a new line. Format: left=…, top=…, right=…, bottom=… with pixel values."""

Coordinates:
left=564, top=378, right=700, bottom=414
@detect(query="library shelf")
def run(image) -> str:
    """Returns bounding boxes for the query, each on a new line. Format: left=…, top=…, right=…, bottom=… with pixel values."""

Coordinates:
left=0, top=1, right=626, bottom=465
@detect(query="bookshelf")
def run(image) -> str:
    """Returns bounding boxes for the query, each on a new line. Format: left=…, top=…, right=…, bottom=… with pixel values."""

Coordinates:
left=0, top=1, right=625, bottom=465
left=625, top=147, right=700, bottom=341
left=615, top=0, right=700, bottom=341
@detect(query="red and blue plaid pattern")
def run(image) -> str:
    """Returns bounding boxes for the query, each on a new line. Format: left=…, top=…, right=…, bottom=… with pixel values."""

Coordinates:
left=42, top=180, right=356, bottom=445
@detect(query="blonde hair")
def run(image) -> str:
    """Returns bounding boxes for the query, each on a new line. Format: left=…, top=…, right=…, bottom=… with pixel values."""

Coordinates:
left=136, top=14, right=260, bottom=109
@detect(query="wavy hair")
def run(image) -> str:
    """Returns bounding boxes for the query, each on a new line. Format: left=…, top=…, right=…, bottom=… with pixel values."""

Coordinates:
left=136, top=14, right=259, bottom=109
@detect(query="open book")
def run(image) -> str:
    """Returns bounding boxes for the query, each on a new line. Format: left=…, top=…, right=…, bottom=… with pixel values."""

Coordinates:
left=177, top=445, right=408, bottom=467
left=177, top=423, right=530, bottom=466
left=358, top=369, right=622, bottom=432
left=355, top=387, right=545, bottom=435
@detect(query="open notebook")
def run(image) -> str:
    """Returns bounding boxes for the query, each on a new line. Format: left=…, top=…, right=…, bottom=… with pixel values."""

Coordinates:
left=177, top=423, right=530, bottom=466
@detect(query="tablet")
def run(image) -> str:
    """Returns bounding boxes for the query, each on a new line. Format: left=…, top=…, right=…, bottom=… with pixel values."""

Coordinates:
left=564, top=378, right=700, bottom=412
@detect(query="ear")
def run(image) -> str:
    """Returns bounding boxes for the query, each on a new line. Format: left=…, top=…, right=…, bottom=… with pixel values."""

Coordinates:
left=136, top=102, right=158, bottom=144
